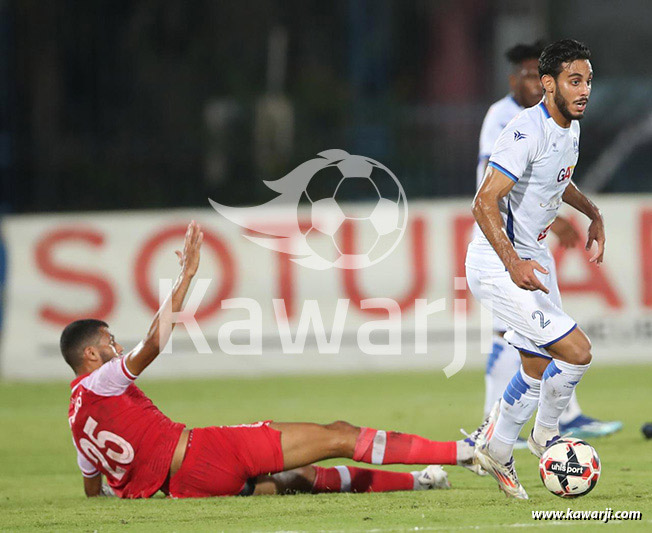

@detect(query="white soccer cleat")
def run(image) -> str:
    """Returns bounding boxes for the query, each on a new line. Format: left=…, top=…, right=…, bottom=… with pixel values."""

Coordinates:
left=456, top=439, right=486, bottom=477
left=459, top=400, right=501, bottom=476
left=414, top=465, right=451, bottom=490
left=474, top=445, right=529, bottom=500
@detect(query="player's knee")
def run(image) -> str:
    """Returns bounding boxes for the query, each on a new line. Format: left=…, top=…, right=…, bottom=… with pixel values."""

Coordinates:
left=324, top=420, right=359, bottom=456
left=325, top=420, right=357, bottom=433
left=574, top=346, right=592, bottom=366
left=567, top=335, right=592, bottom=365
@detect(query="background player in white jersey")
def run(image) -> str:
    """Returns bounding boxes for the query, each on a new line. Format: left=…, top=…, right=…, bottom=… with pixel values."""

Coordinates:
left=476, top=41, right=622, bottom=440
left=466, top=39, right=604, bottom=499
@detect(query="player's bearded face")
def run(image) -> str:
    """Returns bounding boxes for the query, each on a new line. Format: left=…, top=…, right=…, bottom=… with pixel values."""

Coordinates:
left=553, top=60, right=592, bottom=122
left=97, top=345, right=117, bottom=363
left=554, top=83, right=582, bottom=121
left=95, top=328, right=123, bottom=364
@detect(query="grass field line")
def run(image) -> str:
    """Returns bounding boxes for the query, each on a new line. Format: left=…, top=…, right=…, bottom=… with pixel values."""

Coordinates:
left=270, top=518, right=652, bottom=533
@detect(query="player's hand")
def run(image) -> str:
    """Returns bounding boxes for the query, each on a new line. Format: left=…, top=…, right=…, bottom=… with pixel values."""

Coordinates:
left=175, top=221, right=204, bottom=277
left=508, top=259, right=550, bottom=294
left=586, top=217, right=605, bottom=264
left=550, top=217, right=580, bottom=248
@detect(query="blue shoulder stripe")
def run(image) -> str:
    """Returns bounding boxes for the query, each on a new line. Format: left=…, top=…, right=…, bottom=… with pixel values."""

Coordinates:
left=488, top=161, right=519, bottom=183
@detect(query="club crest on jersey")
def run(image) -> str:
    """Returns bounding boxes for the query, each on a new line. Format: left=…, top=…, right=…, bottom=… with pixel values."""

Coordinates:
left=513, top=130, right=527, bottom=142
left=557, top=165, right=575, bottom=183
left=573, top=137, right=579, bottom=154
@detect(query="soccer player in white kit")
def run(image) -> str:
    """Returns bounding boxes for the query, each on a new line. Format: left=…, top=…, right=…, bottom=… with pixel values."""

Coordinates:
left=466, top=39, right=603, bottom=499
left=476, top=42, right=622, bottom=441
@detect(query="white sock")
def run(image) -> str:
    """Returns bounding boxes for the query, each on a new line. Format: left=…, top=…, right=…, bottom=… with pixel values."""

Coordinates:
left=558, top=390, right=582, bottom=425
left=534, top=360, right=590, bottom=444
left=488, top=366, right=541, bottom=464
left=484, top=335, right=521, bottom=417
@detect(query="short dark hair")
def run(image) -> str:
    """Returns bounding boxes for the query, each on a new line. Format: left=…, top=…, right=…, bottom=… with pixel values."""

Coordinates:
left=505, top=40, right=546, bottom=66
left=60, top=319, right=108, bottom=371
left=538, top=39, right=591, bottom=79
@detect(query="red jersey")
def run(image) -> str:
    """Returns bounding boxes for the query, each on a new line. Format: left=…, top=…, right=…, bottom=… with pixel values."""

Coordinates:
left=68, top=356, right=185, bottom=498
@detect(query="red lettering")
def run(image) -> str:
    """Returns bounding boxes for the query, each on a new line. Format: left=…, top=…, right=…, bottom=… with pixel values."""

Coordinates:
left=641, top=209, right=652, bottom=307
left=552, top=217, right=623, bottom=309
left=538, top=221, right=554, bottom=242
left=134, top=226, right=235, bottom=320
left=244, top=221, right=312, bottom=320
left=34, top=228, right=115, bottom=326
left=342, top=217, right=428, bottom=314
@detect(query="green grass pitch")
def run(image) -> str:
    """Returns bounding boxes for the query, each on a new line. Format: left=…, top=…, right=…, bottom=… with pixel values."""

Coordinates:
left=1, top=364, right=651, bottom=532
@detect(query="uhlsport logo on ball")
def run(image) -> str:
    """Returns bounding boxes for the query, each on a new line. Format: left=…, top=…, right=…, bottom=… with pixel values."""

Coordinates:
left=210, top=149, right=408, bottom=270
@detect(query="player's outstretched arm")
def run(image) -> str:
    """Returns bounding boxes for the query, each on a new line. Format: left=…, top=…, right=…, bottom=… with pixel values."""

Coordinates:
left=562, top=181, right=605, bottom=264
left=473, top=167, right=549, bottom=293
left=124, top=221, right=204, bottom=376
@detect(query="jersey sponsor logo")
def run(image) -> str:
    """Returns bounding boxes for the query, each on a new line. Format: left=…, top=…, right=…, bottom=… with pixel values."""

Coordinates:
left=539, top=196, right=563, bottom=211
left=557, top=165, right=575, bottom=183
left=513, top=130, right=527, bottom=141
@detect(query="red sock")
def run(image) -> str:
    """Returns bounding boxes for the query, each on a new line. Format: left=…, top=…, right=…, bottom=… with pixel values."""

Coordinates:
left=352, top=427, right=456, bottom=465
left=312, top=466, right=416, bottom=493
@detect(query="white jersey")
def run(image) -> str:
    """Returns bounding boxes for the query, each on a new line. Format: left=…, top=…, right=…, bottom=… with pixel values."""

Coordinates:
left=476, top=94, right=523, bottom=188
left=473, top=95, right=524, bottom=241
left=467, top=101, right=580, bottom=271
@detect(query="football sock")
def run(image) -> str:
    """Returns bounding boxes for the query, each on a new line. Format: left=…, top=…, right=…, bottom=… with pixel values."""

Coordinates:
left=312, top=466, right=421, bottom=493
left=534, top=360, right=590, bottom=444
left=488, top=366, right=541, bottom=464
left=558, top=390, right=582, bottom=425
left=484, top=335, right=521, bottom=417
left=352, top=428, right=457, bottom=465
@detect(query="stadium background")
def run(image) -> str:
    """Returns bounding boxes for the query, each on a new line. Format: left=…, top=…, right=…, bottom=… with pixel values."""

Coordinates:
left=1, top=0, right=651, bottom=379
left=0, top=1, right=651, bottom=531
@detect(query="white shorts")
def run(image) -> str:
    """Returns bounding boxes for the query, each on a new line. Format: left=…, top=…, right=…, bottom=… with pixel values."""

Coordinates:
left=466, top=258, right=576, bottom=359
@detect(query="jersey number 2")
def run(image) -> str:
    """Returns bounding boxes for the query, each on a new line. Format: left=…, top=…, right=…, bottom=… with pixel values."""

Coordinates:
left=79, top=417, right=134, bottom=480
left=532, top=310, right=551, bottom=329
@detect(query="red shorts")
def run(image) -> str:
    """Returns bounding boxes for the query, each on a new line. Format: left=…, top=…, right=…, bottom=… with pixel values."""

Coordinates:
left=168, top=421, right=284, bottom=498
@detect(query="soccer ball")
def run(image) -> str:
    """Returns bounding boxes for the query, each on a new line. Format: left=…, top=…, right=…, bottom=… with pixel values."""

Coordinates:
left=302, top=154, right=407, bottom=269
left=539, top=438, right=601, bottom=498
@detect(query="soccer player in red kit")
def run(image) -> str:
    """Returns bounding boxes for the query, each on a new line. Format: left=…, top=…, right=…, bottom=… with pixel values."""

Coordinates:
left=65, top=221, right=490, bottom=499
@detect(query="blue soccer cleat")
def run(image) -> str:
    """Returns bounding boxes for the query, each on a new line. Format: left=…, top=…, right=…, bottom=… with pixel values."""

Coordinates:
left=559, top=414, right=623, bottom=439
